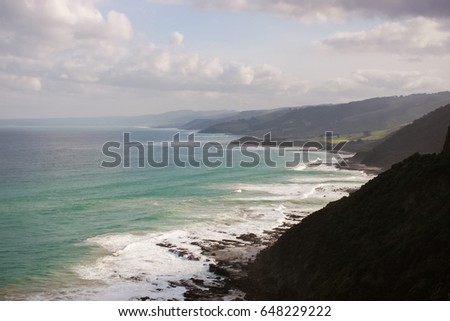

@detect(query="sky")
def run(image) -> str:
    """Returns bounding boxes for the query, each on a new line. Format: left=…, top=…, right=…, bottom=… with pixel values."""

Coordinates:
left=1, top=0, right=450, bottom=118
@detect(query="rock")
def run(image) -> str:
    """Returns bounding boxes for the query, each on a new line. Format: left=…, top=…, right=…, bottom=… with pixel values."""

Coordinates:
left=208, top=264, right=230, bottom=277
left=236, top=233, right=260, bottom=243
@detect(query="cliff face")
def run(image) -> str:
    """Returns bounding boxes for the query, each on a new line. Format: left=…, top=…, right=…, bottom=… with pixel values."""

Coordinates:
left=246, top=139, right=450, bottom=300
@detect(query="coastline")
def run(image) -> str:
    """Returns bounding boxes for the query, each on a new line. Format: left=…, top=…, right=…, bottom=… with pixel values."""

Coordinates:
left=136, top=207, right=310, bottom=301
left=337, top=160, right=383, bottom=175
left=140, top=165, right=375, bottom=301
left=179, top=210, right=309, bottom=301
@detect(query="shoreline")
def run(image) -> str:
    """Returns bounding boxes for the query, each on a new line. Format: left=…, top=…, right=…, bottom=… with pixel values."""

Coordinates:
left=137, top=168, right=372, bottom=301
left=181, top=165, right=375, bottom=301
left=337, top=160, right=382, bottom=175
left=138, top=209, right=310, bottom=301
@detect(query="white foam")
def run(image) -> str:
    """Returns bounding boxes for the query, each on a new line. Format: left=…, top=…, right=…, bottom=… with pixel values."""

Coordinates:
left=32, top=202, right=290, bottom=300
left=68, top=231, right=211, bottom=300
left=291, top=164, right=307, bottom=171
left=78, top=232, right=201, bottom=280
left=231, top=183, right=316, bottom=201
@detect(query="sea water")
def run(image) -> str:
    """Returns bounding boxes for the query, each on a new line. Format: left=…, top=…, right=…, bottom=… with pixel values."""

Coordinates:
left=0, top=126, right=371, bottom=300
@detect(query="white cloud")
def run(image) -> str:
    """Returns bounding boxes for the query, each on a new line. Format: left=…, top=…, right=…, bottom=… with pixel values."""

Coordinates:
left=320, top=17, right=450, bottom=56
left=0, top=0, right=133, bottom=58
left=0, top=0, right=301, bottom=102
left=106, top=11, right=133, bottom=41
left=201, top=58, right=224, bottom=78
left=100, top=45, right=301, bottom=95
left=323, top=69, right=448, bottom=94
left=0, top=74, right=42, bottom=92
left=154, top=52, right=172, bottom=73
left=171, top=31, right=184, bottom=46
left=353, top=69, right=443, bottom=90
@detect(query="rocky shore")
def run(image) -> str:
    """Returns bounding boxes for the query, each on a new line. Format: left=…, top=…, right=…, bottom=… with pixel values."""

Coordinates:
left=182, top=211, right=309, bottom=300
left=137, top=185, right=359, bottom=301
left=136, top=209, right=308, bottom=301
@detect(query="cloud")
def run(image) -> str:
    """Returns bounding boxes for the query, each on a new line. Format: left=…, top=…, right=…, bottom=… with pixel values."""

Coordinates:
left=0, top=0, right=133, bottom=58
left=146, top=0, right=346, bottom=22
left=100, top=45, right=303, bottom=94
left=322, top=69, right=448, bottom=94
left=338, top=0, right=450, bottom=19
left=146, top=0, right=450, bottom=22
left=106, top=11, right=133, bottom=41
left=320, top=17, right=450, bottom=56
left=0, top=0, right=301, bottom=99
left=171, top=31, right=184, bottom=46
left=352, top=69, right=445, bottom=90
left=0, top=73, right=41, bottom=92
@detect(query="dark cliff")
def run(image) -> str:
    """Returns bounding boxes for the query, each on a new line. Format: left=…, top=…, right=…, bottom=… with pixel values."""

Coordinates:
left=245, top=131, right=450, bottom=300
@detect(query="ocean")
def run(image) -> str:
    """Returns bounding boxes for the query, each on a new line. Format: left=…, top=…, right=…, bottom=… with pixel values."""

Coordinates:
left=0, top=127, right=371, bottom=300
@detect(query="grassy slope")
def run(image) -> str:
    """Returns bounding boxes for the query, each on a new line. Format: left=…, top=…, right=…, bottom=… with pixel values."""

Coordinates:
left=355, top=104, right=450, bottom=170
left=311, top=126, right=403, bottom=144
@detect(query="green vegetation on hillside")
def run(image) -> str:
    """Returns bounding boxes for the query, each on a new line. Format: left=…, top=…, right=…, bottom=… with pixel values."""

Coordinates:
left=355, top=104, right=450, bottom=170
left=200, top=92, right=450, bottom=139
left=312, top=126, right=403, bottom=144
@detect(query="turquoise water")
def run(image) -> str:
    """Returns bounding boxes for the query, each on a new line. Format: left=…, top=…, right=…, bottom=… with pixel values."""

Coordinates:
left=0, top=127, right=371, bottom=300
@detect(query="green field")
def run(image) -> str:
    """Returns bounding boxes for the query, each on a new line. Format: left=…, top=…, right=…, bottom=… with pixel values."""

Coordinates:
left=311, top=125, right=405, bottom=144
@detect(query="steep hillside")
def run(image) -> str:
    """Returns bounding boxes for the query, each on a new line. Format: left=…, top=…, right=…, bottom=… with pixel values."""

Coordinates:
left=355, top=104, right=450, bottom=169
left=180, top=110, right=267, bottom=130
left=183, top=108, right=293, bottom=131
left=201, top=92, right=450, bottom=138
left=245, top=132, right=450, bottom=300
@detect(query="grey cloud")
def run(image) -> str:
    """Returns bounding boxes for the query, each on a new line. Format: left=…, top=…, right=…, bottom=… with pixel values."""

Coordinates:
left=153, top=0, right=450, bottom=21
left=339, top=0, right=450, bottom=19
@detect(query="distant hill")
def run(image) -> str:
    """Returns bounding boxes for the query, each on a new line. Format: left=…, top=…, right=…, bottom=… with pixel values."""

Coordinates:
left=180, top=109, right=269, bottom=130
left=245, top=133, right=450, bottom=300
left=200, top=92, right=450, bottom=138
left=0, top=109, right=237, bottom=128
left=355, top=104, right=450, bottom=170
